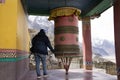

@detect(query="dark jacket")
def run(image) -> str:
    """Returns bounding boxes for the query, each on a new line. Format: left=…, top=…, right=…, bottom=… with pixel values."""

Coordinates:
left=31, top=29, right=54, bottom=55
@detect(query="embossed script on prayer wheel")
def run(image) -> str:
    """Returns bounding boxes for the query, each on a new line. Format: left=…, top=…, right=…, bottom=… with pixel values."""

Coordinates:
left=54, top=15, right=80, bottom=57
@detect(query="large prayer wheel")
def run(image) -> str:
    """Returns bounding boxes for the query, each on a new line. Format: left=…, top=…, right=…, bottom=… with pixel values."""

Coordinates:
left=49, top=7, right=81, bottom=74
left=54, top=14, right=80, bottom=57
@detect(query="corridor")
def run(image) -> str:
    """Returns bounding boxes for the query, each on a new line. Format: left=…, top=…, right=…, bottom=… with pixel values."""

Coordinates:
left=23, top=69, right=117, bottom=80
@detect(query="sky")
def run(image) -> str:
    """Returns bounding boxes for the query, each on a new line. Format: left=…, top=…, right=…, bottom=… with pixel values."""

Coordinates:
left=78, top=7, right=114, bottom=42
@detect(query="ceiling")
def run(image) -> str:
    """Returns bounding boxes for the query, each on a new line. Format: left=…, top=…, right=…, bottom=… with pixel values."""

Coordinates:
left=21, top=0, right=115, bottom=18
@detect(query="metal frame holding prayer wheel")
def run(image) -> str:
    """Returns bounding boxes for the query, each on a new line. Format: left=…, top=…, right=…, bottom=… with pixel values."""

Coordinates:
left=61, top=57, right=73, bottom=74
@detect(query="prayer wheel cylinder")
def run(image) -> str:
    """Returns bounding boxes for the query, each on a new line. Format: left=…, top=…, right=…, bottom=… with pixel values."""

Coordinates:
left=54, top=15, right=80, bottom=57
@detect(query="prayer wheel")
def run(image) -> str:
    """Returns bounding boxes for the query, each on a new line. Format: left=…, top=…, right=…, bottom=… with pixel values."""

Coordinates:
left=49, top=7, right=81, bottom=74
left=54, top=15, right=80, bottom=57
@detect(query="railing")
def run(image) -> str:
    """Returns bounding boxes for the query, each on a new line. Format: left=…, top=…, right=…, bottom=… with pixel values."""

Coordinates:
left=94, top=61, right=117, bottom=75
left=29, top=55, right=117, bottom=75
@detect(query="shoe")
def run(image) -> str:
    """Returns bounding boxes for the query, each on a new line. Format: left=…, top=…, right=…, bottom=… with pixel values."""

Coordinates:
left=43, top=75, right=48, bottom=77
left=37, top=76, right=42, bottom=78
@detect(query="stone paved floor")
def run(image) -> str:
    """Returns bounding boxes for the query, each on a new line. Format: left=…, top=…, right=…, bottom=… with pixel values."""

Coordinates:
left=23, top=69, right=117, bottom=80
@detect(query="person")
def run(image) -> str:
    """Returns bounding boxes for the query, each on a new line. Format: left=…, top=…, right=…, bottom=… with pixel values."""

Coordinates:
left=31, top=29, right=54, bottom=78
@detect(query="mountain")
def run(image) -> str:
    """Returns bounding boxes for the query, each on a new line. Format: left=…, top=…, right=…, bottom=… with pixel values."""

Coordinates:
left=28, top=16, right=54, bottom=33
left=92, top=39, right=115, bottom=57
left=28, top=16, right=54, bottom=42
left=92, top=47, right=109, bottom=56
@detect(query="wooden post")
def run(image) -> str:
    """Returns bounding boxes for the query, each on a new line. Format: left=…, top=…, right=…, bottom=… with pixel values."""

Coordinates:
left=82, top=17, right=92, bottom=70
left=114, top=0, right=120, bottom=80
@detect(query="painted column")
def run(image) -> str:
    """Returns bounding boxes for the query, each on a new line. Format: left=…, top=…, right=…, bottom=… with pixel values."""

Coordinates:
left=82, top=17, right=92, bottom=70
left=114, top=0, right=120, bottom=80
left=0, top=0, right=30, bottom=80
left=49, top=7, right=81, bottom=74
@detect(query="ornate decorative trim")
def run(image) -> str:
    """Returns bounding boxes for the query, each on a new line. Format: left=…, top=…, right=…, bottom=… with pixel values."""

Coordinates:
left=48, top=7, right=81, bottom=20
left=0, top=49, right=29, bottom=62
left=60, top=36, right=65, bottom=41
left=55, top=45, right=80, bottom=54
left=0, top=53, right=16, bottom=58
left=68, top=16, right=74, bottom=22
left=0, top=49, right=16, bottom=58
left=55, top=52, right=81, bottom=57
left=76, top=37, right=78, bottom=42
left=0, top=55, right=28, bottom=62
left=55, top=26, right=78, bottom=34
left=85, top=61, right=93, bottom=65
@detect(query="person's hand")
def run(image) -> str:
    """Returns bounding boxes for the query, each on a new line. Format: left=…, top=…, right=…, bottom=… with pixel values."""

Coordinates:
left=51, top=49, right=55, bottom=53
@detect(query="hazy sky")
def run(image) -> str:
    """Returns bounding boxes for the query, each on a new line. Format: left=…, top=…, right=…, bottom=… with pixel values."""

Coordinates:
left=79, top=7, right=114, bottom=42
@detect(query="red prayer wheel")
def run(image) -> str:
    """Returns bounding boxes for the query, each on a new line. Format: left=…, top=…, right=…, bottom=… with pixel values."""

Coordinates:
left=49, top=7, right=81, bottom=74
left=54, top=15, right=80, bottom=57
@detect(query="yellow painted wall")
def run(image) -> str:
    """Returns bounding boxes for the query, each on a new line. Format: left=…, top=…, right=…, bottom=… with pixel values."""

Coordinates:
left=0, top=0, right=30, bottom=51
left=0, top=0, right=17, bottom=49
left=17, top=0, right=30, bottom=52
